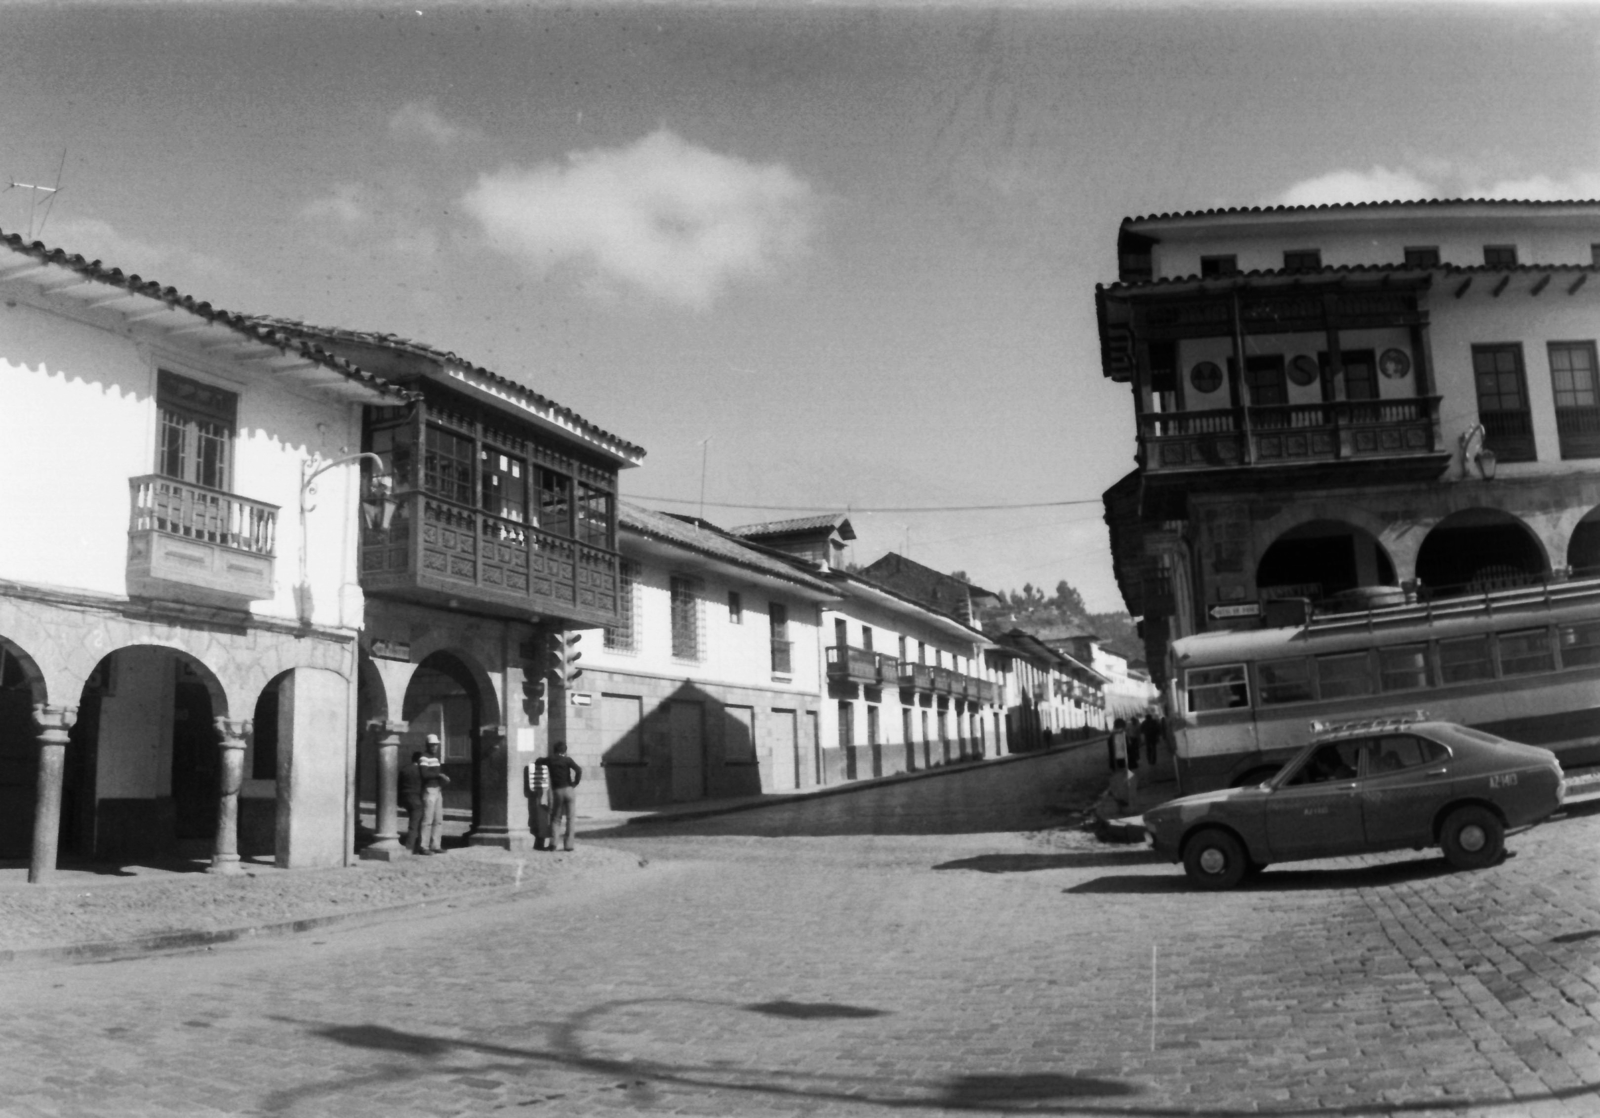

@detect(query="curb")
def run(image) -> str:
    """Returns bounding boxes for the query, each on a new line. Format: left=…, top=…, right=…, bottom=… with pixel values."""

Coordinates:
left=0, top=879, right=543, bottom=971
left=616, top=736, right=1109, bottom=826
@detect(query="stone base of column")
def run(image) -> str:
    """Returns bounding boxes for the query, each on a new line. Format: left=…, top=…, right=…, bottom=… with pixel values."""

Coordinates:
left=467, top=826, right=535, bottom=852
left=359, top=840, right=409, bottom=863
left=206, top=854, right=243, bottom=875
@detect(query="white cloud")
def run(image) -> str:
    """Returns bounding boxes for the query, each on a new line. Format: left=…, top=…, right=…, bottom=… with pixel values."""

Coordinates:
left=38, top=216, right=238, bottom=285
left=1275, top=166, right=1437, bottom=207
left=389, top=99, right=479, bottom=147
left=1275, top=162, right=1600, bottom=207
left=461, top=129, right=817, bottom=310
left=300, top=182, right=439, bottom=260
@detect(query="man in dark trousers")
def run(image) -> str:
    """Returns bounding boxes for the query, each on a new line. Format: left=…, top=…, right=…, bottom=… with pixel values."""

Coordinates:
left=400, top=750, right=425, bottom=854
left=417, top=734, right=451, bottom=855
left=540, top=741, right=583, bottom=853
left=1140, top=711, right=1165, bottom=768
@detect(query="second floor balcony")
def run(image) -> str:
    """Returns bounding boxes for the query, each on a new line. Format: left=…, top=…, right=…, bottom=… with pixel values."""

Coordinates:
left=826, top=643, right=879, bottom=685
left=126, top=475, right=277, bottom=607
left=898, top=662, right=932, bottom=693
left=1139, top=396, right=1447, bottom=482
left=360, top=491, right=620, bottom=629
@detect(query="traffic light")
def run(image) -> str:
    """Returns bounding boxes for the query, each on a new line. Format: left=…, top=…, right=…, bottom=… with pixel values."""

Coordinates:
left=547, top=629, right=583, bottom=688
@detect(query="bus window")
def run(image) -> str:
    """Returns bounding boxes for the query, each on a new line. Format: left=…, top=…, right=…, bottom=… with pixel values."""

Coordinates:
left=1499, top=628, right=1554, bottom=676
left=1440, top=635, right=1494, bottom=684
left=1378, top=644, right=1431, bottom=692
left=1258, top=658, right=1313, bottom=705
left=1560, top=622, right=1600, bottom=668
left=1186, top=665, right=1250, bottom=712
left=1316, top=652, right=1374, bottom=699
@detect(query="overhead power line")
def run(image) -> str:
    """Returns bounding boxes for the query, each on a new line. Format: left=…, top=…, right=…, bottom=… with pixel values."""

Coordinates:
left=626, top=494, right=1105, bottom=514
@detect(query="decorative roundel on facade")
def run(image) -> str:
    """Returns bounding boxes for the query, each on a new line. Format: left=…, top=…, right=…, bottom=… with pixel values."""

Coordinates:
left=1190, top=361, right=1223, bottom=394
left=1288, top=354, right=1319, bottom=387
left=1379, top=348, right=1412, bottom=379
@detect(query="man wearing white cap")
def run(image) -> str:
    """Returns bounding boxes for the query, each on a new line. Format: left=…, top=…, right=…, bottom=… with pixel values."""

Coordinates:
left=417, top=734, right=451, bottom=855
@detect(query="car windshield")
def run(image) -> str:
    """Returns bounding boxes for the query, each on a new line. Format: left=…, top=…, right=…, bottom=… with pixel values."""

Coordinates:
left=1279, top=741, right=1361, bottom=786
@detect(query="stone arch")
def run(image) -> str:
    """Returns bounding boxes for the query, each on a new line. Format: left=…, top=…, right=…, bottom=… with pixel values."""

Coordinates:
left=1416, top=508, right=1549, bottom=597
left=1256, top=518, right=1398, bottom=603
left=1567, top=506, right=1600, bottom=578
left=0, top=636, right=50, bottom=706
left=401, top=648, right=497, bottom=834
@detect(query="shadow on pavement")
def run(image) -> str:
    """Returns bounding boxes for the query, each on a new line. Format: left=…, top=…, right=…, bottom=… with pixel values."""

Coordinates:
left=745, top=1000, right=886, bottom=1019
left=270, top=1009, right=1600, bottom=1116
left=1066, top=855, right=1459, bottom=894
left=932, top=851, right=1161, bottom=874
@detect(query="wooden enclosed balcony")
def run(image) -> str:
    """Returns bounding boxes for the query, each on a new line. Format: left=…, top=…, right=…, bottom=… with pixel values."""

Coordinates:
left=898, top=662, right=932, bottom=693
left=126, top=476, right=277, bottom=607
left=972, top=678, right=998, bottom=705
left=929, top=665, right=957, bottom=695
left=826, top=644, right=879, bottom=685
left=360, top=491, right=620, bottom=629
left=1139, top=396, right=1445, bottom=478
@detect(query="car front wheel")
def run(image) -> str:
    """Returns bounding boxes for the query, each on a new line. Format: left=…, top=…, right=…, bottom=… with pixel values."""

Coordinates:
left=1440, top=805, right=1504, bottom=870
left=1182, top=827, right=1248, bottom=890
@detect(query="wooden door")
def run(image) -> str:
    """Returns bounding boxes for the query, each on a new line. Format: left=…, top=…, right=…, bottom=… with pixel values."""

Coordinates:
left=669, top=701, right=705, bottom=802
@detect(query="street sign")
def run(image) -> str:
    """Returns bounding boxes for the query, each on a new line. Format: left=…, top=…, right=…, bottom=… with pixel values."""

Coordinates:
left=1208, top=602, right=1261, bottom=620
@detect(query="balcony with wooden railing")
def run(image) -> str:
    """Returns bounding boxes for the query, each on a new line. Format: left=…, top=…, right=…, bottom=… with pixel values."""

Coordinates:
left=360, top=490, right=620, bottom=629
left=898, top=662, right=932, bottom=693
left=826, top=644, right=880, bottom=685
left=875, top=654, right=901, bottom=687
left=1139, top=396, right=1444, bottom=476
left=971, top=678, right=998, bottom=705
left=127, top=476, right=277, bottom=606
left=929, top=665, right=957, bottom=696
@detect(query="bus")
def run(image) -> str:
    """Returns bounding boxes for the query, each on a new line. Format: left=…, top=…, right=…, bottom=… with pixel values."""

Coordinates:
left=1167, top=577, right=1600, bottom=794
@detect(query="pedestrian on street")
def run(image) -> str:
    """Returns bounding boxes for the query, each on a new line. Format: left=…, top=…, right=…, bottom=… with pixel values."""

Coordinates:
left=1140, top=710, right=1164, bottom=768
left=1107, top=716, right=1127, bottom=772
left=418, top=734, right=450, bottom=855
left=527, top=754, right=551, bottom=851
left=543, top=740, right=582, bottom=853
left=400, top=750, right=425, bottom=854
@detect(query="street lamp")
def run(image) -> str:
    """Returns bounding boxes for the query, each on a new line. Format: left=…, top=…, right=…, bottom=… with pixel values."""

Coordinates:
left=301, top=452, right=398, bottom=526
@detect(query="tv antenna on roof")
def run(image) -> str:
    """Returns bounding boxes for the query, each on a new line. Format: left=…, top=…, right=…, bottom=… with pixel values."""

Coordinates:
left=7, top=149, right=67, bottom=240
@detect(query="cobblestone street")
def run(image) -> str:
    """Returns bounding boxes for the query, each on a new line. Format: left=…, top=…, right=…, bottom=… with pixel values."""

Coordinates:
left=5, top=797, right=1600, bottom=1117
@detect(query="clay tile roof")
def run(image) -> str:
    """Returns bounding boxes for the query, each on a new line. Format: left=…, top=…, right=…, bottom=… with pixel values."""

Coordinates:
left=0, top=230, right=414, bottom=401
left=1122, top=197, right=1600, bottom=224
left=617, top=501, right=833, bottom=592
left=245, top=316, right=645, bottom=460
left=728, top=513, right=856, bottom=540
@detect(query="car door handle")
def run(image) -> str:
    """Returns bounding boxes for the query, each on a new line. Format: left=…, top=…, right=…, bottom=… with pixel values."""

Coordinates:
left=1423, top=768, right=1449, bottom=779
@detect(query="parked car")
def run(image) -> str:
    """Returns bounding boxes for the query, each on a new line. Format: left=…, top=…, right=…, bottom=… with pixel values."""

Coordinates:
left=1143, top=717, right=1566, bottom=889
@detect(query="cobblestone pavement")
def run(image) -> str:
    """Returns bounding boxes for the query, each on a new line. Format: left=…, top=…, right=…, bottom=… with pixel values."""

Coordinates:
left=4, top=801, right=1600, bottom=1117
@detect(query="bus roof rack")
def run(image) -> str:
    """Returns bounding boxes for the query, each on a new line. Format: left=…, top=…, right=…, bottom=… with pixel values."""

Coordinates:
left=1310, top=711, right=1430, bottom=737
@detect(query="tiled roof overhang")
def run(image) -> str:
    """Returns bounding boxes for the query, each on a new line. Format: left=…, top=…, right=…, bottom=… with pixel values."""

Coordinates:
left=247, top=317, right=645, bottom=466
left=831, top=570, right=992, bottom=646
left=618, top=501, right=836, bottom=600
left=729, top=513, right=857, bottom=541
left=1122, top=198, right=1600, bottom=230
left=1100, top=260, right=1600, bottom=297
left=0, top=231, right=413, bottom=405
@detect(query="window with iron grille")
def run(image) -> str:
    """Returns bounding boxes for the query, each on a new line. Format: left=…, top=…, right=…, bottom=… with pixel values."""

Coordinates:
left=670, top=576, right=702, bottom=661
left=727, top=590, right=743, bottom=625
left=1472, top=344, right=1536, bottom=462
left=1550, top=342, right=1600, bottom=459
left=157, top=370, right=236, bottom=491
left=603, top=560, right=639, bottom=652
left=1483, top=244, right=1519, bottom=267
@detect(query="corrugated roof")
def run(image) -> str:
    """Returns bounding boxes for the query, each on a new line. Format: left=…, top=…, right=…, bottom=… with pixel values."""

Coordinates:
left=247, top=316, right=645, bottom=460
left=729, top=513, right=856, bottom=540
left=618, top=501, right=833, bottom=593
left=0, top=231, right=414, bottom=401
left=1123, top=198, right=1600, bottom=225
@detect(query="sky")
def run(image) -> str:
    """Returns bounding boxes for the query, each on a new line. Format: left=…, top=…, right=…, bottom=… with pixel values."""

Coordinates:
left=5, top=2, right=1600, bottom=612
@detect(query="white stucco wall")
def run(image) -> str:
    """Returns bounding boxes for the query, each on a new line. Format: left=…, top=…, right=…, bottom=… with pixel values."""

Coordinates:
left=0, top=296, right=368, bottom=629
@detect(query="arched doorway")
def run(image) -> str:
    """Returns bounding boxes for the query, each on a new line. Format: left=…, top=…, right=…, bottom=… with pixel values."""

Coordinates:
left=401, top=652, right=484, bottom=832
left=1256, top=519, right=1397, bottom=603
left=1416, top=509, right=1548, bottom=598
left=0, top=639, right=48, bottom=860
left=1568, top=507, right=1600, bottom=578
left=241, top=672, right=289, bottom=860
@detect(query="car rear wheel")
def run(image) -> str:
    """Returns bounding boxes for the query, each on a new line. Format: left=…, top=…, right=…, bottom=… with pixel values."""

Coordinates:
left=1440, top=805, right=1504, bottom=870
left=1182, top=828, right=1248, bottom=890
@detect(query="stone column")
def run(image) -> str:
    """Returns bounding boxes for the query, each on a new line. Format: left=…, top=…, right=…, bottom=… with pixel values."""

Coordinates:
left=362, top=721, right=408, bottom=861
left=470, top=723, right=529, bottom=851
left=29, top=705, right=77, bottom=885
left=208, top=718, right=250, bottom=875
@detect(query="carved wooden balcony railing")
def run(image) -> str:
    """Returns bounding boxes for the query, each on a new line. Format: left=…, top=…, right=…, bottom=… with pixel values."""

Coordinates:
left=826, top=644, right=879, bottom=685
left=898, top=662, right=932, bottom=693
left=875, top=654, right=901, bottom=687
left=972, top=678, right=998, bottom=705
left=1139, top=396, right=1443, bottom=473
left=127, top=475, right=278, bottom=606
left=929, top=665, right=957, bottom=695
left=360, top=490, right=619, bottom=628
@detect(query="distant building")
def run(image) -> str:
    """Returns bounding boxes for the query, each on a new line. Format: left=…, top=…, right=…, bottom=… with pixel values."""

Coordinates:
left=1099, top=200, right=1600, bottom=677
left=858, top=552, right=1000, bottom=626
